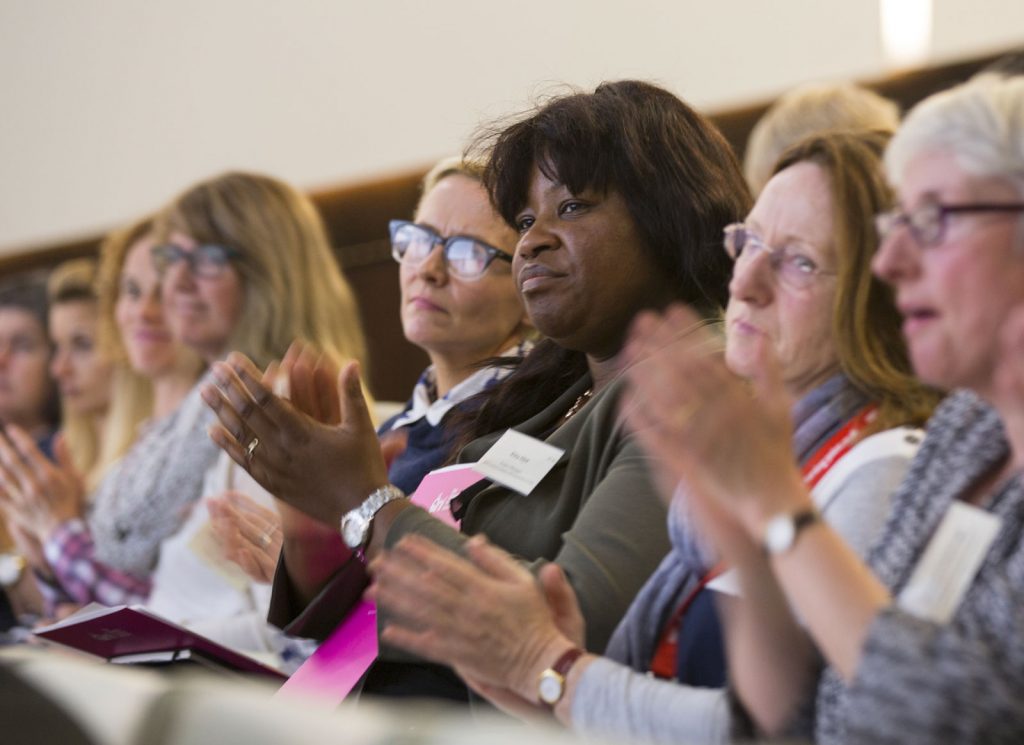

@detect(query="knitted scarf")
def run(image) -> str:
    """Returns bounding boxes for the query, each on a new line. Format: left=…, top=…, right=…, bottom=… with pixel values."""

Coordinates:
left=604, top=373, right=868, bottom=670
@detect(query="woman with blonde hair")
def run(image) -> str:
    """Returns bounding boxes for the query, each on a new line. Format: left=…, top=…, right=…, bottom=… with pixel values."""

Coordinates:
left=46, top=259, right=114, bottom=491
left=136, top=171, right=370, bottom=655
left=209, top=155, right=533, bottom=628
left=744, top=82, right=900, bottom=195
left=153, top=171, right=366, bottom=372
left=0, top=216, right=207, bottom=614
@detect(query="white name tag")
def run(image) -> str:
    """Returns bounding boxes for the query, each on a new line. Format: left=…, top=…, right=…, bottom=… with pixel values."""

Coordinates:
left=473, top=429, right=565, bottom=496
left=897, top=502, right=1002, bottom=625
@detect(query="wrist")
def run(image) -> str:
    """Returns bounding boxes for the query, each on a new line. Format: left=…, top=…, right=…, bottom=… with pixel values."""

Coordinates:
left=534, top=642, right=587, bottom=710
left=741, top=473, right=812, bottom=540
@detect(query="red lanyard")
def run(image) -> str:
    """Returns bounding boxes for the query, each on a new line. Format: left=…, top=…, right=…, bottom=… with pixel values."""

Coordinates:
left=648, top=403, right=878, bottom=680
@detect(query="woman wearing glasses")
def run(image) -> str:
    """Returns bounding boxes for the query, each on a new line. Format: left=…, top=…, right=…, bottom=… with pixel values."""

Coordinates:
left=623, top=76, right=1024, bottom=743
left=202, top=157, right=531, bottom=643
left=382, top=157, right=531, bottom=493
left=120, top=172, right=369, bottom=655
left=370, top=130, right=937, bottom=740
left=2, top=173, right=367, bottom=635
left=203, top=80, right=748, bottom=700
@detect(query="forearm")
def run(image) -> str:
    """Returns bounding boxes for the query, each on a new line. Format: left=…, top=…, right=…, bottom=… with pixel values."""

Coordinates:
left=720, top=556, right=818, bottom=735
left=280, top=529, right=353, bottom=608
left=771, top=522, right=889, bottom=680
left=567, top=655, right=732, bottom=744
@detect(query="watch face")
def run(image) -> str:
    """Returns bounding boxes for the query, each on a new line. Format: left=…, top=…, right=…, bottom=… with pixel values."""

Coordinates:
left=341, top=514, right=368, bottom=549
left=0, top=555, right=23, bottom=586
left=538, top=671, right=564, bottom=705
left=764, top=515, right=796, bottom=554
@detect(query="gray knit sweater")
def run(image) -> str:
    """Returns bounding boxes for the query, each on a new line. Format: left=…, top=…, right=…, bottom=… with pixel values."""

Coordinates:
left=814, top=390, right=1024, bottom=744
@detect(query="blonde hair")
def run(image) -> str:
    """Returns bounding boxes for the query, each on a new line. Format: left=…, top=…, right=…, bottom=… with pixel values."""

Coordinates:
left=157, top=171, right=370, bottom=391
left=92, top=217, right=204, bottom=489
left=419, top=156, right=486, bottom=206
left=47, top=259, right=107, bottom=487
left=745, top=83, right=900, bottom=195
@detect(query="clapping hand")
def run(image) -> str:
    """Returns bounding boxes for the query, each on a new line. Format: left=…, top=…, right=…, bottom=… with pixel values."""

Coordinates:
left=621, top=304, right=809, bottom=544
left=207, top=490, right=283, bottom=584
left=201, top=344, right=388, bottom=527
left=372, top=534, right=585, bottom=709
left=0, top=429, right=85, bottom=543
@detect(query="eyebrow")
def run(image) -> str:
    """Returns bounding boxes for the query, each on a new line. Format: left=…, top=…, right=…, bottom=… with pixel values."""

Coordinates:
left=411, top=221, right=491, bottom=245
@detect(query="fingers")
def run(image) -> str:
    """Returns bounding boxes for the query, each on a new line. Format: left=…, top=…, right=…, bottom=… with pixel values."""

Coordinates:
left=207, top=422, right=249, bottom=470
left=379, top=430, right=409, bottom=470
left=313, top=358, right=342, bottom=425
left=538, top=563, right=574, bottom=613
left=208, top=491, right=281, bottom=551
left=538, top=563, right=585, bottom=647
left=204, top=358, right=299, bottom=447
left=337, top=362, right=375, bottom=434
left=289, top=348, right=320, bottom=420
left=379, top=534, right=476, bottom=593
left=0, top=428, right=45, bottom=504
left=464, top=535, right=531, bottom=582
left=379, top=624, right=448, bottom=665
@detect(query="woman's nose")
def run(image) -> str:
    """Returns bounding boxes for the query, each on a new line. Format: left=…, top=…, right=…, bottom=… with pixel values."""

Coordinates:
left=872, top=226, right=919, bottom=286
left=728, top=250, right=775, bottom=306
left=515, top=220, right=557, bottom=261
left=50, top=350, right=70, bottom=381
left=416, top=244, right=449, bottom=285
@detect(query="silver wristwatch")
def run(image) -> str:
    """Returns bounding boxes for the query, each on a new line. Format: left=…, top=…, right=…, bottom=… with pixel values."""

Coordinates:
left=340, top=484, right=407, bottom=552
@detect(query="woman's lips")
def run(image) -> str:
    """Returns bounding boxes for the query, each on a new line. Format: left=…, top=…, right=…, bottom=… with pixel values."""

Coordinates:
left=131, top=328, right=172, bottom=344
left=729, top=318, right=762, bottom=336
left=898, top=302, right=938, bottom=338
left=409, top=296, right=446, bottom=313
left=518, top=263, right=565, bottom=292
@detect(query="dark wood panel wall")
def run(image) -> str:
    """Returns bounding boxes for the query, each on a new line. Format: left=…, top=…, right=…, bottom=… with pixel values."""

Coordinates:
left=2, top=49, right=1010, bottom=401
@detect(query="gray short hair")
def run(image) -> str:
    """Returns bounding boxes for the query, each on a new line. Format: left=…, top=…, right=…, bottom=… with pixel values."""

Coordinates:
left=885, top=75, right=1024, bottom=198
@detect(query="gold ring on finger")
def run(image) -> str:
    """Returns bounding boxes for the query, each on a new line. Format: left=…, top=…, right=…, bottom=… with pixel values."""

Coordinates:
left=244, top=436, right=260, bottom=464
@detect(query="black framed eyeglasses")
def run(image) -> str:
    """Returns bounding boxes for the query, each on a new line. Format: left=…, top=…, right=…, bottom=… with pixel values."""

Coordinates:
left=389, top=220, right=512, bottom=281
left=151, top=243, right=241, bottom=279
left=723, top=223, right=835, bottom=290
left=875, top=195, right=1024, bottom=247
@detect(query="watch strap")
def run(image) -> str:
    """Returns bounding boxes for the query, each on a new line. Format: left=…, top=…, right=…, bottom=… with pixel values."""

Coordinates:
left=341, top=484, right=407, bottom=553
left=538, top=647, right=585, bottom=709
left=764, top=508, right=820, bottom=555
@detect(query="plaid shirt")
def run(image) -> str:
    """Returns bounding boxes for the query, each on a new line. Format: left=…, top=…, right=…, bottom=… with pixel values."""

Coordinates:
left=40, top=519, right=152, bottom=614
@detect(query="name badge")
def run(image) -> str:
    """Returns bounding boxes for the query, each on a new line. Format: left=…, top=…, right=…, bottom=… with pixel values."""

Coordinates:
left=474, top=429, right=565, bottom=496
left=897, top=502, right=1002, bottom=625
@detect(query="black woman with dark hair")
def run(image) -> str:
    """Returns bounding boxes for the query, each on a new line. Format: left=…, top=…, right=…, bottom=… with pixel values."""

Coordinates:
left=203, top=79, right=751, bottom=703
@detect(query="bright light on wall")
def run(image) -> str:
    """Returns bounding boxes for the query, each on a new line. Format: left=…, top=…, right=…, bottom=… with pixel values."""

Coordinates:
left=880, top=0, right=933, bottom=68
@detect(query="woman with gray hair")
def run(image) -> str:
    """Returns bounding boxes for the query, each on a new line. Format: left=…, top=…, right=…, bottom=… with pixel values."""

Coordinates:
left=625, top=74, right=1024, bottom=743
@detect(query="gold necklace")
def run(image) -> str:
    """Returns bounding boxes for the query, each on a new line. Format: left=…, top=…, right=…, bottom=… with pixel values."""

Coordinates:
left=563, top=388, right=594, bottom=421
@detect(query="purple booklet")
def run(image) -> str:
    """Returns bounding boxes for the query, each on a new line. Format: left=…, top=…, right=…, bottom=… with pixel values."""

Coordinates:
left=34, top=604, right=286, bottom=681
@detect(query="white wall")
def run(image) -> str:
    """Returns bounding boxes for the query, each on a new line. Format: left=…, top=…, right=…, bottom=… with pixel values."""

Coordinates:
left=1, top=0, right=1022, bottom=254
